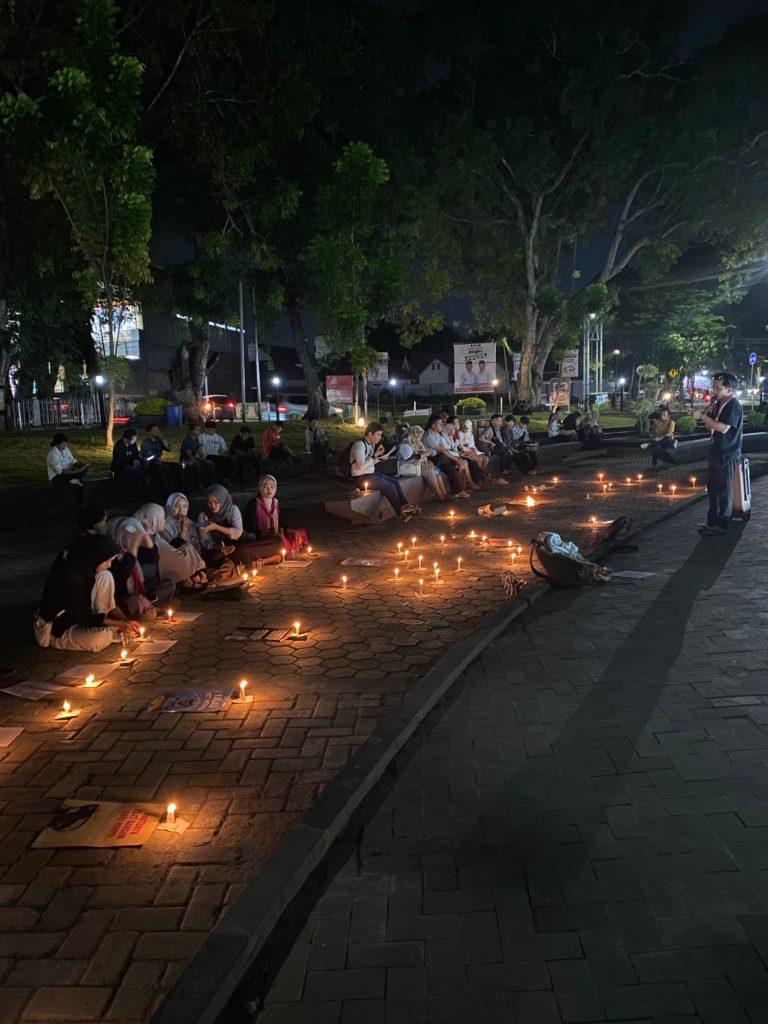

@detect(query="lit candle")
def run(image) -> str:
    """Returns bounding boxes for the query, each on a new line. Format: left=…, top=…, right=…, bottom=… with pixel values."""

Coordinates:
left=293, top=621, right=301, bottom=636
left=469, top=530, right=477, bottom=542
left=440, top=534, right=445, bottom=546
left=341, top=575, right=347, bottom=590
left=456, top=556, right=463, bottom=571
left=394, top=567, right=400, bottom=582
left=552, top=476, right=559, bottom=484
left=281, top=547, right=287, bottom=564
left=690, top=476, right=697, bottom=488
left=433, top=562, right=439, bottom=582
left=120, top=648, right=128, bottom=661
left=404, top=549, right=409, bottom=563
left=590, top=515, right=597, bottom=524
left=671, top=484, right=677, bottom=496
left=526, top=496, right=535, bottom=508
left=603, top=484, right=608, bottom=493
left=625, top=476, right=631, bottom=484
left=167, top=608, right=174, bottom=621
left=418, top=554, right=423, bottom=570
left=251, top=569, right=257, bottom=579
left=242, top=572, right=249, bottom=582
left=636, top=473, right=643, bottom=481
left=85, top=674, right=95, bottom=687
left=63, top=700, right=71, bottom=714
left=138, top=626, right=145, bottom=640
left=239, top=679, right=248, bottom=699
left=507, top=540, right=513, bottom=549
left=449, top=510, right=455, bottom=522
left=397, top=542, right=403, bottom=557
left=418, top=578, right=424, bottom=597
left=481, top=534, right=487, bottom=545
left=657, top=483, right=663, bottom=493
left=307, top=545, right=313, bottom=555
left=166, top=803, right=176, bottom=827
left=363, top=481, right=369, bottom=494
left=598, top=472, right=604, bottom=481
left=517, top=546, right=523, bottom=554
left=411, top=535, right=417, bottom=549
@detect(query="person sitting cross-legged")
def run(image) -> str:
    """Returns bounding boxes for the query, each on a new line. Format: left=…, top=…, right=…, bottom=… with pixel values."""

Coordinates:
left=46, top=433, right=89, bottom=504
left=199, top=419, right=234, bottom=484
left=111, top=427, right=149, bottom=483
left=229, top=425, right=261, bottom=482
left=349, top=421, right=420, bottom=521
left=305, top=418, right=334, bottom=468
left=262, top=422, right=297, bottom=477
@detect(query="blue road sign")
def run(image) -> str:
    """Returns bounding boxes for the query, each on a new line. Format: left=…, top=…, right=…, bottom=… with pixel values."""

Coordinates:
left=749, top=352, right=757, bottom=365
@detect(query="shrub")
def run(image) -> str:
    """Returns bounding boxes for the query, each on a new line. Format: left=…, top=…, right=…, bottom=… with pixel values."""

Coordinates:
left=134, top=397, right=171, bottom=415
left=456, top=396, right=486, bottom=412
left=676, top=415, right=697, bottom=435
left=633, top=398, right=654, bottom=435
left=745, top=411, right=766, bottom=429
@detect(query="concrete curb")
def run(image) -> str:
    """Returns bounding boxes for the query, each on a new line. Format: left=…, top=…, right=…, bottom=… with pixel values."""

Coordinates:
left=151, top=472, right=755, bottom=1024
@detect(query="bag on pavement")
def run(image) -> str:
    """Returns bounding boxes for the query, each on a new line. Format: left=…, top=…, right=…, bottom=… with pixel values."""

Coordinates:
left=530, top=531, right=612, bottom=588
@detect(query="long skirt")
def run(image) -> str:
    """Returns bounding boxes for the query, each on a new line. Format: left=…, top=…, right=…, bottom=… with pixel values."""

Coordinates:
left=157, top=536, right=206, bottom=583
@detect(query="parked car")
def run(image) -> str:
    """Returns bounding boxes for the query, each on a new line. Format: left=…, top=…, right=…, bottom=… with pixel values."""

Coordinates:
left=201, top=394, right=237, bottom=421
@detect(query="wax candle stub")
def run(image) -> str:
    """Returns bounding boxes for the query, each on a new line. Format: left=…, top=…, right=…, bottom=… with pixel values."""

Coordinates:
left=341, top=575, right=347, bottom=589
left=120, top=648, right=128, bottom=660
left=166, top=803, right=176, bottom=826
left=63, top=701, right=70, bottom=713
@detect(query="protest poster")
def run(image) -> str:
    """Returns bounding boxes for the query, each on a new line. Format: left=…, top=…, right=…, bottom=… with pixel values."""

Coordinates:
left=453, top=342, right=497, bottom=394
left=149, top=691, right=230, bottom=713
left=326, top=374, right=353, bottom=404
left=33, top=800, right=164, bottom=849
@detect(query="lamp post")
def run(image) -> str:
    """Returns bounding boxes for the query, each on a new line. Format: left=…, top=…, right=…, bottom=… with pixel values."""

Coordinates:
left=94, top=375, right=106, bottom=427
left=389, top=378, right=397, bottom=417
left=613, top=350, right=620, bottom=392
left=272, top=376, right=281, bottom=423
left=618, top=377, right=626, bottom=413
left=492, top=378, right=499, bottom=415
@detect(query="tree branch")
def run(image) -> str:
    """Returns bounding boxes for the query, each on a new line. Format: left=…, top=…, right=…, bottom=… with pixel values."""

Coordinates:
left=147, top=12, right=213, bottom=112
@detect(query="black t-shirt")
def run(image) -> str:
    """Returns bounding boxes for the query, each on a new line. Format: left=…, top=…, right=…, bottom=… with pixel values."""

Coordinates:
left=231, top=435, right=255, bottom=456
left=710, top=396, right=743, bottom=463
left=563, top=412, right=581, bottom=431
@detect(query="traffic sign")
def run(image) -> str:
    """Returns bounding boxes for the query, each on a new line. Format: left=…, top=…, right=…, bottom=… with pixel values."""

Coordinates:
left=749, top=352, right=757, bottom=365
left=668, top=368, right=678, bottom=379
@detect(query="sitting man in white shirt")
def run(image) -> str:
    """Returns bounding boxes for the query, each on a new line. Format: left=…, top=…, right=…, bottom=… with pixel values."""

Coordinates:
left=46, top=433, right=89, bottom=504
left=199, top=419, right=234, bottom=484
left=423, top=414, right=472, bottom=496
left=349, top=422, right=420, bottom=521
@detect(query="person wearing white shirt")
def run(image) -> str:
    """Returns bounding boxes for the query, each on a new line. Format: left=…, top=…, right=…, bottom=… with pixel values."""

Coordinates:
left=199, top=420, right=233, bottom=483
left=349, top=422, right=419, bottom=520
left=46, top=433, right=88, bottom=503
left=423, top=415, right=472, bottom=495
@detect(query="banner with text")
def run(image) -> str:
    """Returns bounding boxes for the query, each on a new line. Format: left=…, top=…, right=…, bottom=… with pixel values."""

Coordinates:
left=325, top=374, right=353, bottom=404
left=368, top=353, right=389, bottom=384
left=454, top=342, right=497, bottom=394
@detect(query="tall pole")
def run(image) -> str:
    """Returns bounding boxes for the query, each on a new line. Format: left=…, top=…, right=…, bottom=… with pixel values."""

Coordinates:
left=238, top=280, right=247, bottom=422
left=251, top=284, right=263, bottom=421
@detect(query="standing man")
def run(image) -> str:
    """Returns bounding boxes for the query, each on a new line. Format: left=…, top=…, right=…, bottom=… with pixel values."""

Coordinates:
left=694, top=371, right=743, bottom=535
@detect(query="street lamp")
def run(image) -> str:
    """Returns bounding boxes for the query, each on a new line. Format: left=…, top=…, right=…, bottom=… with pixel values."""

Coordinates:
left=492, top=378, right=499, bottom=414
left=93, top=375, right=106, bottom=427
left=389, top=378, right=397, bottom=417
left=612, top=349, right=620, bottom=388
left=271, top=376, right=281, bottom=422
left=618, top=377, right=626, bottom=413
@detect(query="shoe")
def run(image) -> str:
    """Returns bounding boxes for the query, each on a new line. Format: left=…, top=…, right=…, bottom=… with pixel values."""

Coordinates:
left=698, top=524, right=726, bottom=535
left=640, top=442, right=650, bottom=450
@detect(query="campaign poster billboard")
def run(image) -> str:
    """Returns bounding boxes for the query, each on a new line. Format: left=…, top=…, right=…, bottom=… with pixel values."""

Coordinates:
left=560, top=351, right=579, bottom=378
left=368, top=353, right=389, bottom=384
left=326, top=374, right=353, bottom=404
left=454, top=342, right=497, bottom=394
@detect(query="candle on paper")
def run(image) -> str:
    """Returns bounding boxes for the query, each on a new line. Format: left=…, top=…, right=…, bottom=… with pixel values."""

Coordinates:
left=440, top=534, right=446, bottom=546
left=291, top=621, right=308, bottom=641
left=158, top=800, right=188, bottom=834
left=166, top=803, right=176, bottom=827
left=83, top=673, right=101, bottom=689
left=456, top=556, right=463, bottom=572
left=293, top=621, right=301, bottom=636
left=138, top=626, right=146, bottom=641
left=55, top=699, right=79, bottom=721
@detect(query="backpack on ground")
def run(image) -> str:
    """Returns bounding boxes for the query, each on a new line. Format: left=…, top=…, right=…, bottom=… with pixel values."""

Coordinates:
left=530, top=531, right=612, bottom=588
left=337, top=442, right=355, bottom=479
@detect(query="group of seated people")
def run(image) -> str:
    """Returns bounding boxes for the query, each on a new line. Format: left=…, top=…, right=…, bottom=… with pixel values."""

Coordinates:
left=346, top=411, right=541, bottom=522
left=48, top=416, right=336, bottom=503
left=547, top=404, right=603, bottom=448
left=35, top=475, right=309, bottom=652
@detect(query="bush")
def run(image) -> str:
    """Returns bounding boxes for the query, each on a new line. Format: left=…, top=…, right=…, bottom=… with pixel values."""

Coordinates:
left=633, top=398, right=654, bottom=435
left=745, top=411, right=766, bottom=429
left=134, top=397, right=171, bottom=415
left=456, top=396, right=486, bottom=413
left=676, top=415, right=697, bottom=435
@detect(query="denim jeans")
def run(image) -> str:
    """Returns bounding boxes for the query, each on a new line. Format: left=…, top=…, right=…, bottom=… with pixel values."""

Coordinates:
left=651, top=436, right=675, bottom=466
left=356, top=472, right=408, bottom=515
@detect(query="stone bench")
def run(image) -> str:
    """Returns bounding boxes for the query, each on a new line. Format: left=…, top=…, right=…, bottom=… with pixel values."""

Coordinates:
left=325, top=474, right=426, bottom=523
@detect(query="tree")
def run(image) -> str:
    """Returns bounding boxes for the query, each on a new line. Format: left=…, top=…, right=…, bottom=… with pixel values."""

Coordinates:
left=422, top=0, right=768, bottom=405
left=2, top=0, right=154, bottom=445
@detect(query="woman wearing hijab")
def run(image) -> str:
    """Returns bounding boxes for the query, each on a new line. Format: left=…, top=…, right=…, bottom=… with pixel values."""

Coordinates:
left=161, top=493, right=203, bottom=555
left=398, top=426, right=449, bottom=501
left=136, top=502, right=206, bottom=589
left=196, top=484, right=268, bottom=568
left=109, top=517, right=160, bottom=617
left=34, top=535, right=139, bottom=651
left=242, top=475, right=307, bottom=559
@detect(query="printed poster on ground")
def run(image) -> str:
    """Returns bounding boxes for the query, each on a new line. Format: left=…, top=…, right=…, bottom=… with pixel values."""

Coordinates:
left=325, top=374, right=353, bottom=404
left=453, top=342, right=497, bottom=394
left=33, top=800, right=164, bottom=848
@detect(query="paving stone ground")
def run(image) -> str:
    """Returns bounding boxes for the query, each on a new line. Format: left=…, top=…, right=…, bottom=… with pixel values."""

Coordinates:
left=243, top=472, right=768, bottom=1024
left=0, top=449, right=762, bottom=1023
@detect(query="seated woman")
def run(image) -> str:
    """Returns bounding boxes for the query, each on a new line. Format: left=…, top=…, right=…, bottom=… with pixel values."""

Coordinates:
left=398, top=427, right=449, bottom=501
left=262, top=423, right=297, bottom=476
left=136, top=501, right=207, bottom=589
left=198, top=483, right=281, bottom=568
left=457, top=419, right=494, bottom=479
left=242, top=474, right=308, bottom=558
left=34, top=535, right=139, bottom=651
left=444, top=417, right=483, bottom=488
left=110, top=517, right=167, bottom=617
left=162, top=493, right=204, bottom=555
left=46, top=433, right=89, bottom=503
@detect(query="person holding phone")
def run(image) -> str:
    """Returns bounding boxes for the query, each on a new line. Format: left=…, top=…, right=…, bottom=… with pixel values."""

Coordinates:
left=350, top=422, right=420, bottom=521
left=693, top=371, right=743, bottom=534
left=46, top=433, right=89, bottom=504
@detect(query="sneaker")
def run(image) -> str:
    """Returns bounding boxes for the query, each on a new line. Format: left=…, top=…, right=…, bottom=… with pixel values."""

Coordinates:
left=640, top=442, right=650, bottom=450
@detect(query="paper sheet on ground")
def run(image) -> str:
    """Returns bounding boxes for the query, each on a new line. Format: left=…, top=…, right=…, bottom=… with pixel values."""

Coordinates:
left=612, top=570, right=656, bottom=579
left=58, top=662, right=120, bottom=681
left=33, top=800, right=164, bottom=848
left=1, top=679, right=65, bottom=701
left=165, top=610, right=201, bottom=623
left=226, top=627, right=293, bottom=642
left=278, top=559, right=311, bottom=570
left=340, top=557, right=386, bottom=567
left=0, top=727, right=23, bottom=747
left=148, top=690, right=230, bottom=713
left=133, top=639, right=177, bottom=656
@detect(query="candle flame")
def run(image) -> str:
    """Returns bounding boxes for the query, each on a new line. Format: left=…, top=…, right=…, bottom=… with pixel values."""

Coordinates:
left=120, top=648, right=127, bottom=660
left=294, top=621, right=301, bottom=634
left=525, top=496, right=535, bottom=507
left=63, top=701, right=71, bottom=713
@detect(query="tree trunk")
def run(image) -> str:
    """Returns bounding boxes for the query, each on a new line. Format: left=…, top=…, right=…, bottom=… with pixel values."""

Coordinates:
left=0, top=297, right=10, bottom=431
left=104, top=287, right=115, bottom=447
left=286, top=293, right=329, bottom=418
left=169, top=322, right=210, bottom=424
left=516, top=310, right=538, bottom=409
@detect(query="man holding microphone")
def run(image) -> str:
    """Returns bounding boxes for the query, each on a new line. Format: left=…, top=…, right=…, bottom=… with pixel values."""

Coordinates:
left=693, top=371, right=743, bottom=535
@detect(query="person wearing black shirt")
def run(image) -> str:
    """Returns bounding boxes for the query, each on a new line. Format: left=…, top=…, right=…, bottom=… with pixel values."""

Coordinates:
left=693, top=372, right=743, bottom=535
left=230, top=425, right=261, bottom=482
left=111, top=428, right=148, bottom=481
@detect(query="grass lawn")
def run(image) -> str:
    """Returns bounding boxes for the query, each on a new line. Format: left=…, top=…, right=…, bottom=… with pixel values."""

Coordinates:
left=0, top=410, right=637, bottom=491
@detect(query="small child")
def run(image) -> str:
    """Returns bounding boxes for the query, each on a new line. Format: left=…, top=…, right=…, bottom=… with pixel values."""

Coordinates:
left=243, top=474, right=308, bottom=557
